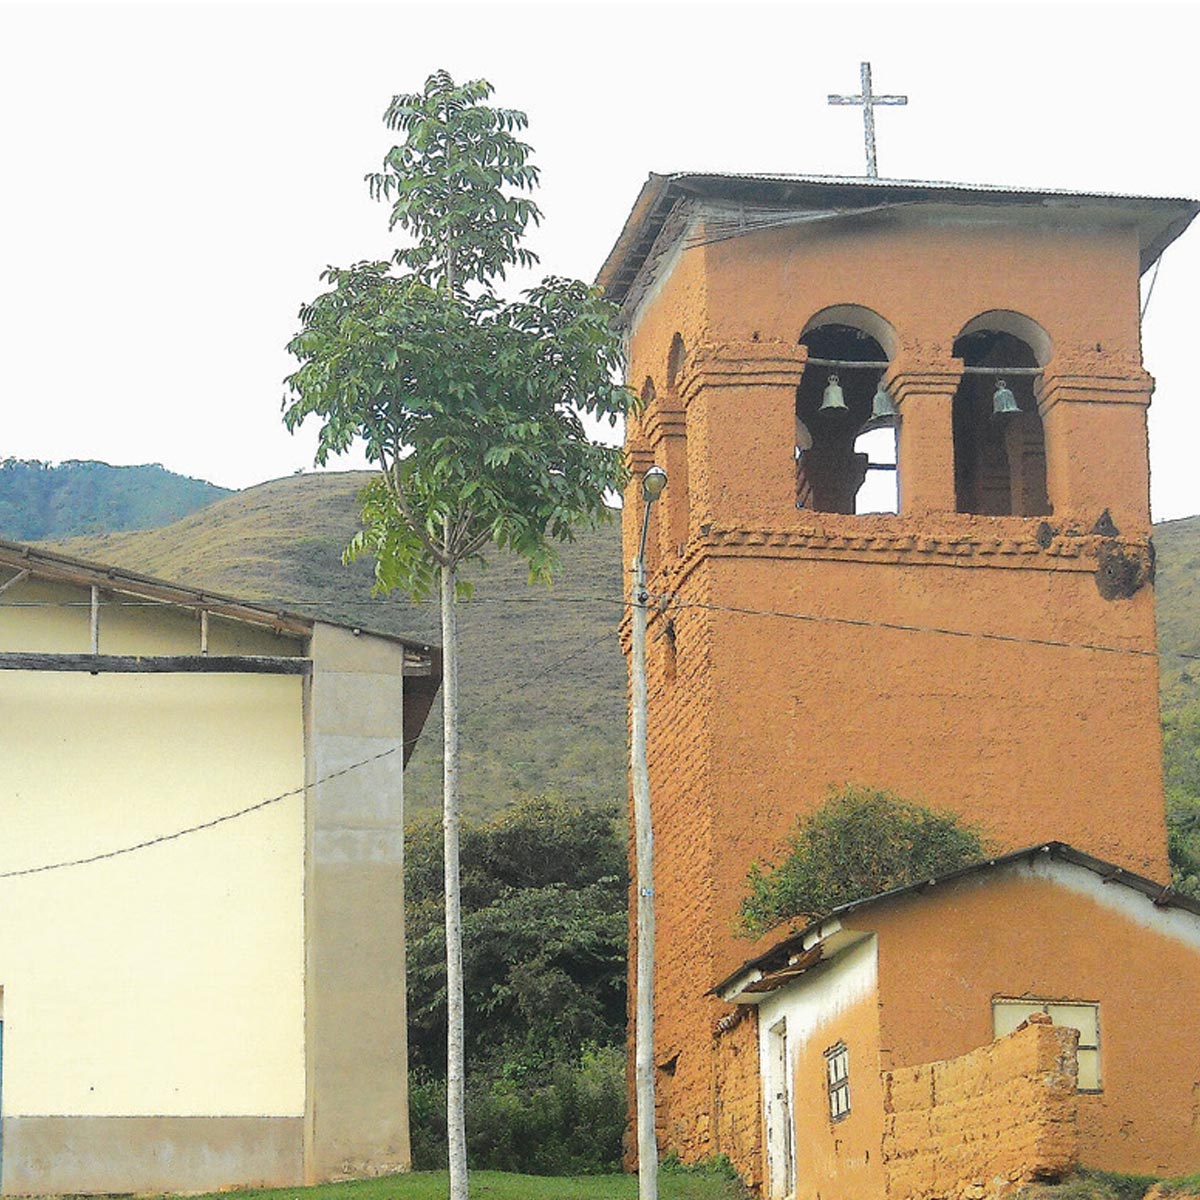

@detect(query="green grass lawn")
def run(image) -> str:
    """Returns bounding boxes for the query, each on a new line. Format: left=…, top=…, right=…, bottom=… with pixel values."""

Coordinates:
left=142, top=1168, right=748, bottom=1200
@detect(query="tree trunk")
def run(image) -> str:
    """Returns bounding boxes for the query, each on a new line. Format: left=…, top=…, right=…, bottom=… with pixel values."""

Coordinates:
left=441, top=560, right=468, bottom=1200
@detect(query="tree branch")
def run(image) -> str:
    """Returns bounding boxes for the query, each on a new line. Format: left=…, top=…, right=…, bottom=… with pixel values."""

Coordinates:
left=364, top=413, right=449, bottom=566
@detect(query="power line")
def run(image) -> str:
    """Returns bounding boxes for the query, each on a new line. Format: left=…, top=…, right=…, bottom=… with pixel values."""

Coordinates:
left=662, top=594, right=1199, bottom=663
left=0, top=622, right=619, bottom=881
left=2, top=589, right=1197, bottom=663
left=1, top=589, right=1193, bottom=879
left=0, top=742, right=410, bottom=882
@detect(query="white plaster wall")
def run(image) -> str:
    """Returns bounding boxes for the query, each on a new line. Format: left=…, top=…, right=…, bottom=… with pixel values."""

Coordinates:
left=756, top=936, right=879, bottom=1068
left=1022, top=855, right=1200, bottom=951
left=755, top=935, right=879, bottom=1196
left=0, top=580, right=306, bottom=1117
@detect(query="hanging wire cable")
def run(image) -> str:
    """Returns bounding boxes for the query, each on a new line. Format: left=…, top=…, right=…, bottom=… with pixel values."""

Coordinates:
left=662, top=594, right=1198, bottom=662
left=2, top=587, right=1196, bottom=661
left=0, top=743, right=409, bottom=881
left=0, top=620, right=620, bottom=880
left=1141, top=256, right=1164, bottom=320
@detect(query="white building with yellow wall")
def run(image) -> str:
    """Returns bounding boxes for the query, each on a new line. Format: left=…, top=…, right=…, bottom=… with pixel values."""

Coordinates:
left=0, top=538, right=440, bottom=1194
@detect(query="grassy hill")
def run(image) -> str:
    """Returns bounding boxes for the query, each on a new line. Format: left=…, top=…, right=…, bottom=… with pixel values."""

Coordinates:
left=1153, top=513, right=1200, bottom=712
left=48, top=472, right=1200, bottom=819
left=0, top=459, right=230, bottom=540
left=52, top=472, right=626, bottom=818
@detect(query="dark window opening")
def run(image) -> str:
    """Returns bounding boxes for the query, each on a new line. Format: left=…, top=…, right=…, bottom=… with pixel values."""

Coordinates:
left=797, top=325, right=896, bottom=514
left=952, top=330, right=1051, bottom=517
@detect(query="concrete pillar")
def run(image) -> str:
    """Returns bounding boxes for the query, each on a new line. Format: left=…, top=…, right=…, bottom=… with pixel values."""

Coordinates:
left=304, top=624, right=410, bottom=1182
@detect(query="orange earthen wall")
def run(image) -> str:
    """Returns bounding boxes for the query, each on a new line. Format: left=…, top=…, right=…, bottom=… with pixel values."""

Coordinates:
left=629, top=583, right=722, bottom=1164
left=882, top=1022, right=1080, bottom=1200
left=712, top=1012, right=762, bottom=1189
left=786, top=987, right=887, bottom=1200
left=698, top=219, right=1148, bottom=533
left=621, top=213, right=1170, bottom=1172
left=870, top=869, right=1200, bottom=1175
left=699, top=539, right=1167, bottom=980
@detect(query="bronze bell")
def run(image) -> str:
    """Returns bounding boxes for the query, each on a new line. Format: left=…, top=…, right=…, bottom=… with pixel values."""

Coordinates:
left=992, top=379, right=1020, bottom=416
left=871, top=382, right=896, bottom=420
left=820, top=373, right=847, bottom=412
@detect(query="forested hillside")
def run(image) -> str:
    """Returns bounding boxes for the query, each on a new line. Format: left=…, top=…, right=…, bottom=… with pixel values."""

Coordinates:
left=0, top=459, right=230, bottom=539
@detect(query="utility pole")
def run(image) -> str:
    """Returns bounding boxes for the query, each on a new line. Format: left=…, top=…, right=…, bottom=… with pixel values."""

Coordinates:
left=631, top=464, right=666, bottom=1200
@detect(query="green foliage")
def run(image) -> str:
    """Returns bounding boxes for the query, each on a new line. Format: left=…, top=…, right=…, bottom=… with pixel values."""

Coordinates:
left=0, top=458, right=229, bottom=541
left=404, top=795, right=628, bottom=1078
left=368, top=70, right=541, bottom=290
left=1164, top=701, right=1200, bottom=897
left=1156, top=1172, right=1200, bottom=1197
left=1154, top=514, right=1200, bottom=711
left=283, top=71, right=633, bottom=597
left=661, top=1154, right=741, bottom=1180
left=410, top=1047, right=626, bottom=1175
left=1015, top=1168, right=1162, bottom=1200
left=146, top=1166, right=747, bottom=1200
left=739, top=786, right=988, bottom=936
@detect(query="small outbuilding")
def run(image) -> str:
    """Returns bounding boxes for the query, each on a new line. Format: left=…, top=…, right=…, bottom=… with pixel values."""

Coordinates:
left=0, top=538, right=440, bottom=1195
left=715, top=844, right=1200, bottom=1200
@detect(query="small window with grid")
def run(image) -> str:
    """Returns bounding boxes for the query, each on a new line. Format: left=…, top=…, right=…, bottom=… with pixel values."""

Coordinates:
left=825, top=1041, right=850, bottom=1121
left=993, top=998, right=1101, bottom=1092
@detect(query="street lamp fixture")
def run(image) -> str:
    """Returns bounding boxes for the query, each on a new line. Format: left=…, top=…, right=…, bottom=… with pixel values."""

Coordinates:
left=642, top=464, right=668, bottom=503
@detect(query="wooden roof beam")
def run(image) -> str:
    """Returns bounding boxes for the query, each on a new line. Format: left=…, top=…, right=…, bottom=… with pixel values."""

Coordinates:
left=0, top=652, right=311, bottom=675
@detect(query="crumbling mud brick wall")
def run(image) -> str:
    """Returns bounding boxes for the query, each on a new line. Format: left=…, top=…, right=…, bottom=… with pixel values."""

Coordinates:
left=881, top=1021, right=1079, bottom=1200
left=711, top=1006, right=762, bottom=1189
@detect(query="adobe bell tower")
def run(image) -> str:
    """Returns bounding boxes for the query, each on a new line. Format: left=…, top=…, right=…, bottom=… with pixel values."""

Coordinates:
left=601, top=172, right=1197, bottom=1181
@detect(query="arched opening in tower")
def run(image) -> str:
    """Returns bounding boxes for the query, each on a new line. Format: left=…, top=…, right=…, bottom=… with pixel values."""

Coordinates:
left=796, top=324, right=897, bottom=515
left=951, top=328, right=1051, bottom=517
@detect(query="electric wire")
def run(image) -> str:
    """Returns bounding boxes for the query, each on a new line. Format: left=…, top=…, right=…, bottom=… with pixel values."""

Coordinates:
left=0, top=625, right=619, bottom=881
left=0, top=743, right=408, bottom=881
left=3, top=551, right=1198, bottom=877
left=659, top=594, right=1199, bottom=663
left=2, top=590, right=1197, bottom=662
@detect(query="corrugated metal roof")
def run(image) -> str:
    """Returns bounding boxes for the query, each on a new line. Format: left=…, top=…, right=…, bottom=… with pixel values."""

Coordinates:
left=597, top=172, right=1200, bottom=310
left=0, top=536, right=438, bottom=662
left=660, top=171, right=1197, bottom=203
left=712, top=841, right=1200, bottom=1000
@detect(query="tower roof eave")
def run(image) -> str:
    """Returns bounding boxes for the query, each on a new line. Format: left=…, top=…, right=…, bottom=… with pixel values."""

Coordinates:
left=596, top=172, right=1200, bottom=311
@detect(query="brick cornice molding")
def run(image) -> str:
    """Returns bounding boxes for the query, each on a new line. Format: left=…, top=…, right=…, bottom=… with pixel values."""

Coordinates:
left=655, top=516, right=1154, bottom=595
left=677, top=341, right=809, bottom=405
left=1037, top=368, right=1155, bottom=416
left=627, top=441, right=655, bottom=475
left=643, top=403, right=688, bottom=443
left=884, top=349, right=963, bottom=404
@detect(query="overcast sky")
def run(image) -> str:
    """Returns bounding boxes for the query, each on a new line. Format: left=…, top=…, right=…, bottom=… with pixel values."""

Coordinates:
left=3, top=0, right=1198, bottom=520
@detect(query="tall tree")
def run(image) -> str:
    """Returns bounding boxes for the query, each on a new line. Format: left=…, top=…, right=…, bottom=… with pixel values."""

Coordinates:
left=282, top=71, right=632, bottom=1200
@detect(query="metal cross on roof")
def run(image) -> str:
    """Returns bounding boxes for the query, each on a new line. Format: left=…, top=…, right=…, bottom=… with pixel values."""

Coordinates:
left=828, top=62, right=907, bottom=179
